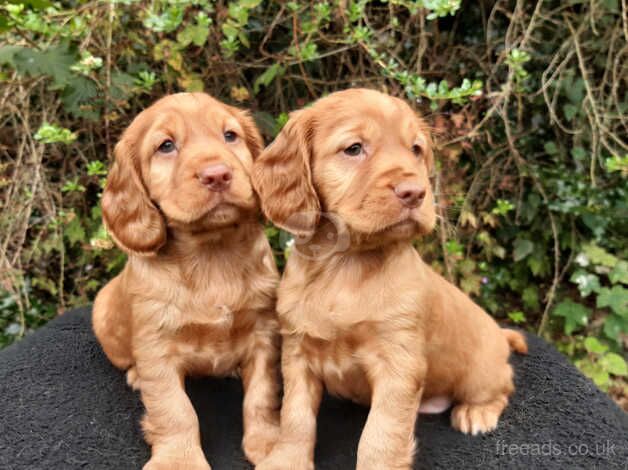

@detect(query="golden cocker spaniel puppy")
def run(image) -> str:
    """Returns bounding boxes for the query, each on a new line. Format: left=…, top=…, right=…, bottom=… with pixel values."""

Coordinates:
left=93, top=93, right=280, bottom=470
left=252, top=88, right=527, bottom=470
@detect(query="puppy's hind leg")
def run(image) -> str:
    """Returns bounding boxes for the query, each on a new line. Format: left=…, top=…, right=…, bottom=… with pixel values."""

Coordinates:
left=450, top=395, right=508, bottom=435
left=450, top=363, right=514, bottom=435
left=93, top=276, right=134, bottom=371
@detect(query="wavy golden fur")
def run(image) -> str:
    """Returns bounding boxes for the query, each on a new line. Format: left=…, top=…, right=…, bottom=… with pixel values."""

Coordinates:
left=253, top=88, right=527, bottom=470
left=93, top=93, right=280, bottom=470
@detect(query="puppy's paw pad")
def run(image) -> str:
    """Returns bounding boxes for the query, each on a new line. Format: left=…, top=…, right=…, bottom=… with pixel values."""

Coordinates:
left=451, top=402, right=501, bottom=435
left=243, top=422, right=280, bottom=464
left=126, top=366, right=141, bottom=390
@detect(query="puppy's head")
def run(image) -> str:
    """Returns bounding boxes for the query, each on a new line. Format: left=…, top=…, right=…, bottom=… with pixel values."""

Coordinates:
left=253, top=88, right=435, bottom=247
left=102, top=92, right=263, bottom=256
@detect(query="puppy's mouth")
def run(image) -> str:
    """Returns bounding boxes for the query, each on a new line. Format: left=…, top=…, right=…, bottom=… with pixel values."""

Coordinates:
left=383, top=218, right=419, bottom=236
left=376, top=206, right=420, bottom=230
left=203, top=202, right=242, bottom=224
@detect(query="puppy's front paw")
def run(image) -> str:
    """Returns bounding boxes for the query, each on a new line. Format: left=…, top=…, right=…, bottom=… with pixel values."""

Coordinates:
left=126, top=366, right=141, bottom=390
left=143, top=450, right=211, bottom=470
left=255, top=443, right=313, bottom=470
left=243, top=421, right=280, bottom=464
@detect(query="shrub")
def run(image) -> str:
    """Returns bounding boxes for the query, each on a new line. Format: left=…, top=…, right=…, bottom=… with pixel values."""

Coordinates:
left=0, top=0, right=625, bottom=403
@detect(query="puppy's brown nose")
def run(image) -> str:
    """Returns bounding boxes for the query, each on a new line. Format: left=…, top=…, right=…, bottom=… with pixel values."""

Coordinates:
left=198, top=164, right=232, bottom=192
left=394, top=182, right=426, bottom=208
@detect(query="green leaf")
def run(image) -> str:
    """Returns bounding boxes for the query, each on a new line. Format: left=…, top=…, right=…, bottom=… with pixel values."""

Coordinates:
left=513, top=238, right=534, bottom=262
left=583, top=337, right=608, bottom=354
left=596, top=285, right=628, bottom=317
left=110, top=71, right=136, bottom=100
left=569, top=270, right=601, bottom=297
left=565, top=77, right=584, bottom=104
left=177, top=13, right=211, bottom=48
left=582, top=243, right=618, bottom=268
left=62, top=76, right=98, bottom=110
left=34, top=123, right=77, bottom=144
left=563, top=103, right=578, bottom=121
left=609, top=261, right=628, bottom=285
left=253, top=63, right=284, bottom=94
left=603, top=314, right=627, bottom=342
left=507, top=311, right=526, bottom=324
left=221, top=22, right=239, bottom=39
left=64, top=216, right=85, bottom=246
left=11, top=45, right=76, bottom=88
left=552, top=300, right=590, bottom=335
left=576, top=358, right=609, bottom=389
left=240, top=0, right=262, bottom=7
left=522, top=286, right=540, bottom=312
left=544, top=141, right=558, bottom=155
left=570, top=146, right=587, bottom=161
left=601, top=353, right=628, bottom=376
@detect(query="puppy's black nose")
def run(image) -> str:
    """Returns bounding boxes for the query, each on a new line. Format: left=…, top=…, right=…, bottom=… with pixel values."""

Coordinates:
left=394, top=182, right=426, bottom=208
left=198, top=164, right=232, bottom=192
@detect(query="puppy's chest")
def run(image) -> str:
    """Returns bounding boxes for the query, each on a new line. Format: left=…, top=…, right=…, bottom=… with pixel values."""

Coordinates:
left=302, top=332, right=372, bottom=405
left=136, top=263, right=273, bottom=329
left=167, top=321, right=256, bottom=376
left=279, top=273, right=421, bottom=339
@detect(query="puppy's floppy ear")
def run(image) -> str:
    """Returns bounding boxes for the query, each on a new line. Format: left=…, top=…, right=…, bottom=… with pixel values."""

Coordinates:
left=235, top=109, right=264, bottom=159
left=101, top=135, right=166, bottom=256
left=417, top=117, right=435, bottom=173
left=252, top=110, right=320, bottom=236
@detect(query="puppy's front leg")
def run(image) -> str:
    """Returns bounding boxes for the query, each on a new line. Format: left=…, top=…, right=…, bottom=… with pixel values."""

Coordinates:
left=138, top=360, right=210, bottom=470
left=357, top=352, right=425, bottom=470
left=241, top=324, right=281, bottom=464
left=256, top=335, right=322, bottom=470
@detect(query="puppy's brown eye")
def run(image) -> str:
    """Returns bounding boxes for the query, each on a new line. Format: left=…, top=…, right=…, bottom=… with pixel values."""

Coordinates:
left=224, top=130, right=237, bottom=143
left=412, top=144, right=422, bottom=158
left=344, top=143, right=362, bottom=157
left=158, top=140, right=176, bottom=153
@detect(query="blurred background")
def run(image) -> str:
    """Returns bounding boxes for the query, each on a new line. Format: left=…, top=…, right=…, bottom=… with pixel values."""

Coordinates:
left=0, top=0, right=626, bottom=407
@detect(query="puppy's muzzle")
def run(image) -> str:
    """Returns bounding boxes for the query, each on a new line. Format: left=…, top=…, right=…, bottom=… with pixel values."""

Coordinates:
left=394, top=182, right=426, bottom=208
left=198, top=164, right=233, bottom=192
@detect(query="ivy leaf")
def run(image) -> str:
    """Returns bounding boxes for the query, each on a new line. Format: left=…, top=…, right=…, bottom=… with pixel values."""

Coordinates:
left=601, top=353, right=628, bottom=376
left=569, top=270, right=601, bottom=297
left=582, top=243, right=618, bottom=268
left=603, top=314, right=627, bottom=343
left=552, top=300, right=590, bottom=335
left=596, top=286, right=628, bottom=317
left=563, top=103, right=578, bottom=121
left=583, top=337, right=608, bottom=354
left=513, top=238, right=534, bottom=262
left=565, top=77, right=585, bottom=104
left=609, top=260, right=628, bottom=285
left=576, top=359, right=609, bottom=389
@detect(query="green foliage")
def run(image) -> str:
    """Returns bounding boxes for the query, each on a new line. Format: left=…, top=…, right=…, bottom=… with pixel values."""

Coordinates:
left=574, top=337, right=627, bottom=391
left=0, top=0, right=626, bottom=404
left=34, top=123, right=77, bottom=144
